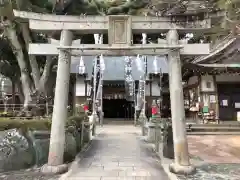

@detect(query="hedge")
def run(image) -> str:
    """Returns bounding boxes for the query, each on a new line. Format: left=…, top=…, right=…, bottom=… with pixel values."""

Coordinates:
left=0, top=113, right=88, bottom=131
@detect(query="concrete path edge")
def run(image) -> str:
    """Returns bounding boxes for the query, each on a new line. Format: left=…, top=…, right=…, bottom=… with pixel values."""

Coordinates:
left=150, top=143, right=179, bottom=180
left=59, top=127, right=102, bottom=180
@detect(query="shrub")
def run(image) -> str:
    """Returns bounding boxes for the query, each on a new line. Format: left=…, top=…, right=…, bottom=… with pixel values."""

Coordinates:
left=66, top=113, right=88, bottom=128
left=0, top=114, right=88, bottom=131
left=0, top=118, right=51, bottom=131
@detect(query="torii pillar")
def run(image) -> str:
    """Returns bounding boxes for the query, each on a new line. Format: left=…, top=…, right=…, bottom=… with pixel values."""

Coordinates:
left=41, top=30, right=73, bottom=174
left=167, top=29, right=195, bottom=174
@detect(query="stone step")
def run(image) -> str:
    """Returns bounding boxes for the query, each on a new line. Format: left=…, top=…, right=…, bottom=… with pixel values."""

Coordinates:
left=67, top=177, right=148, bottom=180
left=187, top=131, right=240, bottom=135
left=71, top=169, right=151, bottom=177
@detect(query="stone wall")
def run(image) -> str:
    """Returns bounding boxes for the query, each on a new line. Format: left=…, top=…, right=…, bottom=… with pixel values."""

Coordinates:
left=0, top=125, right=88, bottom=172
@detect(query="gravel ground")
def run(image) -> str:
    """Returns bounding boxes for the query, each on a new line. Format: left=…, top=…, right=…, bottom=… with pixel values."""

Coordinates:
left=0, top=168, right=59, bottom=180
left=177, top=164, right=240, bottom=180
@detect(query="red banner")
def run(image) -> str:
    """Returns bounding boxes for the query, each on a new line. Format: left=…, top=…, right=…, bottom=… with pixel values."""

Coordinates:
left=152, top=107, right=157, bottom=115
left=84, top=105, right=89, bottom=112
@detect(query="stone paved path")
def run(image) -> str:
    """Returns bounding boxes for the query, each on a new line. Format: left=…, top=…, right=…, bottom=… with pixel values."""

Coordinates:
left=62, top=125, right=169, bottom=180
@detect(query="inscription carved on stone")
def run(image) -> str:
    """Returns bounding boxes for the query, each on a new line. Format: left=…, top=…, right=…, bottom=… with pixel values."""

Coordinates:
left=114, top=20, right=126, bottom=43
left=108, top=15, right=131, bottom=46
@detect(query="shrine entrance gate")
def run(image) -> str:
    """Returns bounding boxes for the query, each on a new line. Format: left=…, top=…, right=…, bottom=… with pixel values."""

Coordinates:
left=14, top=10, right=210, bottom=174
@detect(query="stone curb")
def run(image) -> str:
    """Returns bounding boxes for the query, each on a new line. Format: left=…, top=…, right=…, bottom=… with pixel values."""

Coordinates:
left=150, top=143, right=179, bottom=180
left=151, top=143, right=207, bottom=180
left=58, top=127, right=103, bottom=180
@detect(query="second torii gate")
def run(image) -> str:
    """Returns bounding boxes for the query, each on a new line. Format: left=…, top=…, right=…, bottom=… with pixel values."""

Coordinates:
left=14, top=10, right=210, bottom=175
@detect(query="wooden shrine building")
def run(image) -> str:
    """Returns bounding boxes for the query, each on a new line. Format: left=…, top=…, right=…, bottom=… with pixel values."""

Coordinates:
left=184, top=36, right=240, bottom=121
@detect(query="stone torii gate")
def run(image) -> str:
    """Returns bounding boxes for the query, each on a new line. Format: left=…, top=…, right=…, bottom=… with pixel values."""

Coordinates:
left=14, top=10, right=210, bottom=175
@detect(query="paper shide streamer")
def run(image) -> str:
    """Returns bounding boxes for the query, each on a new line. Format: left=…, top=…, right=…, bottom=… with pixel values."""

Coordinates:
left=124, top=56, right=135, bottom=101
left=78, top=56, right=85, bottom=74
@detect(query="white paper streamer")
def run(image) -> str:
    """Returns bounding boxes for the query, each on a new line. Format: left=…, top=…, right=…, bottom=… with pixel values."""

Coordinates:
left=78, top=56, right=85, bottom=74
left=142, top=33, right=147, bottom=45
left=135, top=55, right=144, bottom=72
left=94, top=34, right=103, bottom=44
left=99, top=34, right=103, bottom=44
left=153, top=56, right=158, bottom=74
left=94, top=34, right=99, bottom=44
left=100, top=54, right=105, bottom=72
left=124, top=56, right=134, bottom=101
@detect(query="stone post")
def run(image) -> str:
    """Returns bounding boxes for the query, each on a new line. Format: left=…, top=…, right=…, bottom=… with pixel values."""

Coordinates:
left=41, top=30, right=73, bottom=174
left=166, top=30, right=195, bottom=175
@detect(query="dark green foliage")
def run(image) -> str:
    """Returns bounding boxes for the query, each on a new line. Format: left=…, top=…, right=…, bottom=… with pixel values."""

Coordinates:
left=67, top=114, right=88, bottom=129
left=0, top=118, right=52, bottom=131
left=0, top=0, right=235, bottom=90
left=0, top=31, right=51, bottom=82
left=0, top=114, right=87, bottom=131
left=21, top=0, right=149, bottom=15
left=218, top=0, right=240, bottom=21
left=107, top=0, right=148, bottom=15
left=0, top=37, right=20, bottom=80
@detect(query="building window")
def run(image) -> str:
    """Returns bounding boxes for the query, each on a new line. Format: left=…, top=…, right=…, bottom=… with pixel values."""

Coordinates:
left=206, top=81, right=211, bottom=89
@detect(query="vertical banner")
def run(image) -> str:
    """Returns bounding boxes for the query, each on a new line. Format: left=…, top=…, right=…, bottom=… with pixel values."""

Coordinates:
left=124, top=56, right=135, bottom=101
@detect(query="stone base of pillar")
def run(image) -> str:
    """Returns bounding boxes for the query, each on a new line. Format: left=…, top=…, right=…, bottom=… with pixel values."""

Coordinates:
left=169, top=163, right=196, bottom=175
left=41, top=163, right=68, bottom=175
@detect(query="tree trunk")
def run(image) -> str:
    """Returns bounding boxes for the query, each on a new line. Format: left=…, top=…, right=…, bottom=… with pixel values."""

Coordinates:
left=21, top=25, right=56, bottom=116
left=39, top=56, right=55, bottom=95
left=16, top=80, right=24, bottom=105
left=3, top=20, right=32, bottom=110
left=38, top=56, right=55, bottom=116
left=21, top=23, right=41, bottom=90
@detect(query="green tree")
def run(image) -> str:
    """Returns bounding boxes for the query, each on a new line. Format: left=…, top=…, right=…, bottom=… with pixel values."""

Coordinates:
left=218, top=0, right=240, bottom=34
left=0, top=37, right=21, bottom=104
left=0, top=0, right=235, bottom=114
left=0, top=0, right=148, bottom=114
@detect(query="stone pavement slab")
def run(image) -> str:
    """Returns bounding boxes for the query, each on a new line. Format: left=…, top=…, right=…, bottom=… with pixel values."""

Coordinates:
left=188, top=135, right=240, bottom=163
left=61, top=125, right=169, bottom=180
left=175, top=135, right=240, bottom=180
